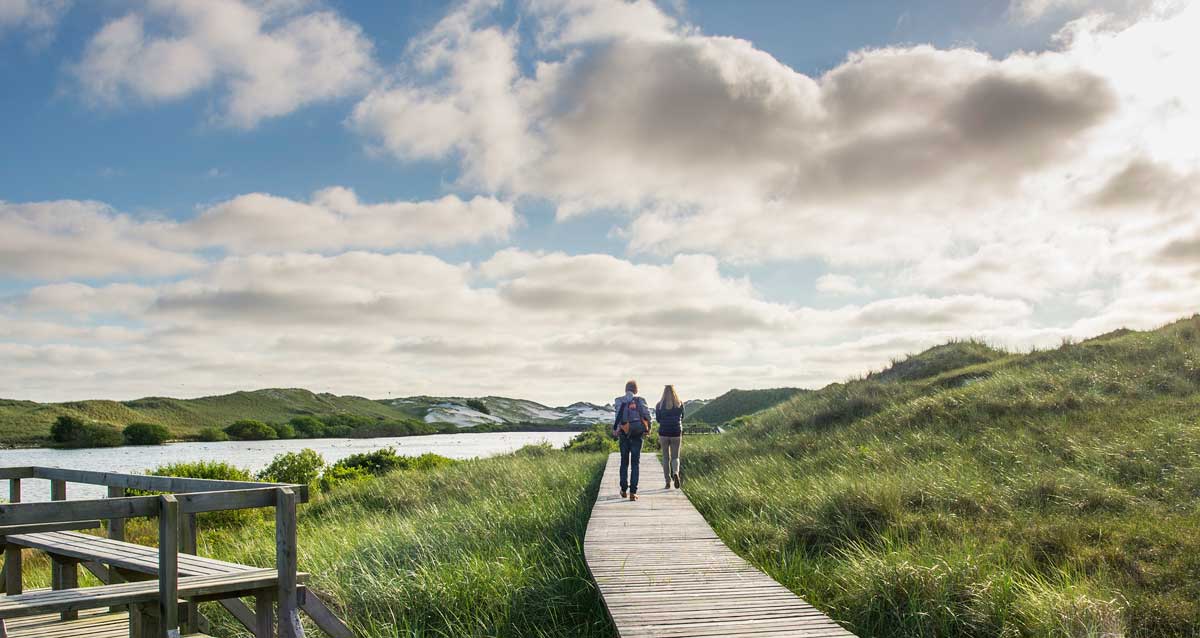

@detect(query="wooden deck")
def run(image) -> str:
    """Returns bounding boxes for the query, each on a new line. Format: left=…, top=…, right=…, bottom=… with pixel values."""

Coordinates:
left=584, top=452, right=857, bottom=638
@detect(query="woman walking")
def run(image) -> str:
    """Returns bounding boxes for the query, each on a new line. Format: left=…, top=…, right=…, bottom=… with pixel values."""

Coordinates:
left=656, top=385, right=684, bottom=489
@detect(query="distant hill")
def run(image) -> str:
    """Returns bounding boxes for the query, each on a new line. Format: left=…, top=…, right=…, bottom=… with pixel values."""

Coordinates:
left=381, top=396, right=612, bottom=428
left=0, top=390, right=615, bottom=447
left=685, top=387, right=807, bottom=425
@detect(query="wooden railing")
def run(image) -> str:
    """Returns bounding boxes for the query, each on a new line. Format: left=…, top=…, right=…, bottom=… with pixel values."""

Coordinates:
left=0, top=466, right=310, bottom=638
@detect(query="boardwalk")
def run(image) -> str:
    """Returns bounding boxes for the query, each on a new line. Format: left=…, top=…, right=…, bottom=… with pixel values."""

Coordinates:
left=584, top=452, right=857, bottom=638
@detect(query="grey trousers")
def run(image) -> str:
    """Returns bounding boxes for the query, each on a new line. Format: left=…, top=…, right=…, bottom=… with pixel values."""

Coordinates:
left=659, top=435, right=681, bottom=479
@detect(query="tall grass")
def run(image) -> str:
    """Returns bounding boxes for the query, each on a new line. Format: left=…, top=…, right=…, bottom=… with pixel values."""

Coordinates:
left=198, top=450, right=615, bottom=637
left=683, top=316, right=1200, bottom=637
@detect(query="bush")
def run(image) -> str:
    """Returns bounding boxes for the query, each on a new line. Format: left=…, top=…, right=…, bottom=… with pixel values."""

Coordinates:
left=330, top=448, right=405, bottom=475
left=147, top=461, right=255, bottom=526
left=224, top=419, right=277, bottom=440
left=348, top=419, right=434, bottom=438
left=197, top=427, right=229, bottom=442
left=270, top=422, right=296, bottom=439
left=123, top=422, right=171, bottom=445
left=50, top=415, right=122, bottom=448
left=564, top=423, right=618, bottom=453
left=257, top=449, right=325, bottom=485
left=318, top=464, right=370, bottom=492
left=289, top=416, right=326, bottom=438
left=466, top=398, right=491, bottom=414
left=149, top=460, right=253, bottom=482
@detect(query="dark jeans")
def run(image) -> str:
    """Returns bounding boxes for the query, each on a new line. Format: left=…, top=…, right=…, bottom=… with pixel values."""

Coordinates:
left=619, top=435, right=643, bottom=494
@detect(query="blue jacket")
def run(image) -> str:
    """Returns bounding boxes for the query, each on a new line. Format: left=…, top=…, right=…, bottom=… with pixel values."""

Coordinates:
left=656, top=405, right=683, bottom=436
left=613, top=393, right=652, bottom=436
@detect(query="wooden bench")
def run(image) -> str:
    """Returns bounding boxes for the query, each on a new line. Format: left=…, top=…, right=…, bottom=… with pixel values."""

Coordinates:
left=2, top=530, right=350, bottom=637
left=0, top=569, right=280, bottom=619
left=0, top=467, right=332, bottom=638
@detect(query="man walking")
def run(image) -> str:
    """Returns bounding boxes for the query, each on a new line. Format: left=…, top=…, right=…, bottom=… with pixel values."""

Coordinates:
left=613, top=380, right=652, bottom=501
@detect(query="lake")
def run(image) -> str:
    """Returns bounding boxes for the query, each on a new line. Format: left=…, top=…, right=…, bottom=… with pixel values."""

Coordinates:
left=0, top=430, right=579, bottom=502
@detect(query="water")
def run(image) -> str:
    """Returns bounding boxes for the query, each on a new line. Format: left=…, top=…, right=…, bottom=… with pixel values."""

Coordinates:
left=0, top=431, right=578, bottom=502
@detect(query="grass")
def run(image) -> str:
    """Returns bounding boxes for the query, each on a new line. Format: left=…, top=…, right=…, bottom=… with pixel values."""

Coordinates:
left=10, top=449, right=615, bottom=637
left=198, top=449, right=614, bottom=637
left=681, top=315, right=1200, bottom=637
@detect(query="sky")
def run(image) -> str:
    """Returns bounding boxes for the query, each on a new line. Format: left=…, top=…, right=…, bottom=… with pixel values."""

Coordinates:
left=1, top=0, right=1197, bottom=406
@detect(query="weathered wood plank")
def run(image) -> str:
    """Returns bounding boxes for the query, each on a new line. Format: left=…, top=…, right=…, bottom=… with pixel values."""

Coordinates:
left=585, top=452, right=857, bottom=638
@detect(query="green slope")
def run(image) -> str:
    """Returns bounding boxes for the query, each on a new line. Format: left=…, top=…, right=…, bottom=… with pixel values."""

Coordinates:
left=685, top=387, right=807, bottom=425
left=0, top=388, right=410, bottom=445
left=684, top=315, right=1200, bottom=637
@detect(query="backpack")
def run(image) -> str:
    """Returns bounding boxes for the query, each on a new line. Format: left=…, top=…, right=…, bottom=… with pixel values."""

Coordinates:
left=619, top=397, right=649, bottom=438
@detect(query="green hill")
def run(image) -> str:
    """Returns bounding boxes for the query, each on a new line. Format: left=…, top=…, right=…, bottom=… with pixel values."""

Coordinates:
left=685, top=387, right=807, bottom=426
left=684, top=315, right=1200, bottom=637
left=0, top=389, right=411, bottom=445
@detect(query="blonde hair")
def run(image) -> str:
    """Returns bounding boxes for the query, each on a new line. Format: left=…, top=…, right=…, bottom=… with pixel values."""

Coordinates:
left=658, top=385, right=682, bottom=411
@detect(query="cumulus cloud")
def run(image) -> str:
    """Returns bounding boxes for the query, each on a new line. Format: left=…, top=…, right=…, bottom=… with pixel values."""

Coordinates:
left=0, top=0, right=69, bottom=41
left=0, top=199, right=203, bottom=280
left=0, top=190, right=515, bottom=280
left=72, top=0, right=376, bottom=127
left=172, top=188, right=516, bottom=253
left=2, top=245, right=1046, bottom=403
left=350, top=0, right=1200, bottom=319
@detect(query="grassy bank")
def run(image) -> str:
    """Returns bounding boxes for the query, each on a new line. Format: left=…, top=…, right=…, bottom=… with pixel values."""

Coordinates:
left=682, top=316, right=1200, bottom=637
left=194, top=448, right=614, bottom=637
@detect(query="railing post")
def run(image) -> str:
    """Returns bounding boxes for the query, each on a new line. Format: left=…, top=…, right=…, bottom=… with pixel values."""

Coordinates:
left=50, top=479, right=66, bottom=502
left=158, top=495, right=180, bottom=638
left=108, top=485, right=126, bottom=542
left=275, top=487, right=303, bottom=638
left=181, top=512, right=199, bottom=633
left=3, top=478, right=20, bottom=595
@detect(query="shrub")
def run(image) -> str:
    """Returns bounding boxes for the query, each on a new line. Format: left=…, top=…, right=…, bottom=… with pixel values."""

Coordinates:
left=270, top=422, right=296, bottom=439
left=149, top=460, right=253, bottom=482
left=257, top=449, right=325, bottom=485
left=147, top=461, right=255, bottom=526
left=289, top=416, right=326, bottom=438
left=348, top=419, right=434, bottom=438
left=197, top=427, right=229, bottom=442
left=50, top=415, right=122, bottom=448
left=330, top=448, right=404, bottom=476
left=50, top=415, right=86, bottom=443
left=565, top=423, right=618, bottom=453
left=318, top=464, right=370, bottom=492
left=466, top=398, right=491, bottom=414
left=224, top=419, right=277, bottom=440
left=123, top=422, right=171, bottom=445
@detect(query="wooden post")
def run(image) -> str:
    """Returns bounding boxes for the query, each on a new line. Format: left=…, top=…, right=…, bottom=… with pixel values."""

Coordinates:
left=2, top=479, right=18, bottom=598
left=256, top=591, right=276, bottom=638
left=3, top=544, right=20, bottom=595
left=181, top=512, right=199, bottom=633
left=275, top=487, right=303, bottom=638
left=158, top=495, right=179, bottom=638
left=108, top=485, right=126, bottom=542
left=50, top=479, right=66, bottom=502
left=51, top=556, right=80, bottom=620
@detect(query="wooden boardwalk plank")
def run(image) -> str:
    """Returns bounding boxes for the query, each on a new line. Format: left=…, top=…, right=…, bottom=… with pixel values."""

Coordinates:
left=585, top=452, right=857, bottom=638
